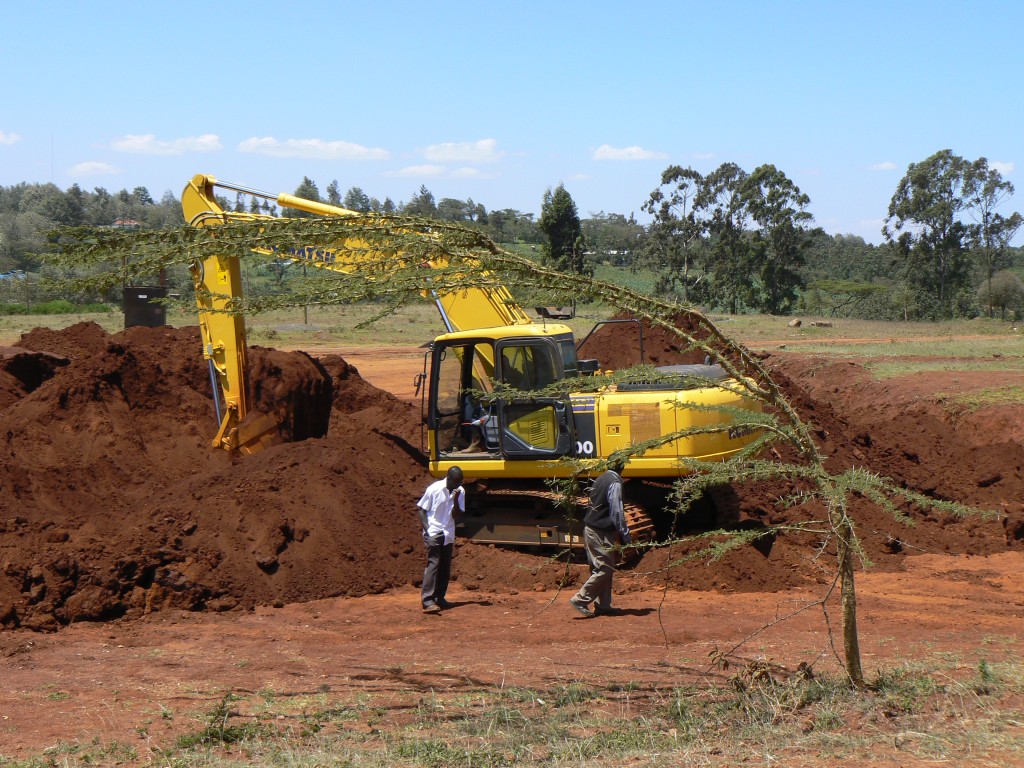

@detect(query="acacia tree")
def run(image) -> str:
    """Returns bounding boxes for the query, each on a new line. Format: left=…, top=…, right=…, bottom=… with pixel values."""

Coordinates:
left=882, top=150, right=975, bottom=318
left=49, top=214, right=993, bottom=688
left=539, top=184, right=590, bottom=276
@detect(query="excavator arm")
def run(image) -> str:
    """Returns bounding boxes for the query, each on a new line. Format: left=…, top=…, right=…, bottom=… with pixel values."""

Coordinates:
left=182, top=173, right=540, bottom=452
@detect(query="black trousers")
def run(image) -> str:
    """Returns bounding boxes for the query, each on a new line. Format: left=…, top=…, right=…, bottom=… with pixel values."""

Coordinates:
left=421, top=534, right=453, bottom=607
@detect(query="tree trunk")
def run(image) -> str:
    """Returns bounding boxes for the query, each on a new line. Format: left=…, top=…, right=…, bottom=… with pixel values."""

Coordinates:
left=837, top=514, right=866, bottom=687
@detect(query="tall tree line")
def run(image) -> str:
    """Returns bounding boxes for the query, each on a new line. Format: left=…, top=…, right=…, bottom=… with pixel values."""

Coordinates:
left=2, top=151, right=1021, bottom=320
left=634, top=151, right=1022, bottom=320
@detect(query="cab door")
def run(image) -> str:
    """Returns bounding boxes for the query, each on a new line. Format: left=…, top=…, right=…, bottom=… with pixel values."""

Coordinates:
left=493, top=338, right=575, bottom=459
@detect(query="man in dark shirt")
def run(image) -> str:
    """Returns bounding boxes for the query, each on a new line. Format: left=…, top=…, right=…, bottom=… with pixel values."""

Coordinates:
left=569, top=458, right=631, bottom=617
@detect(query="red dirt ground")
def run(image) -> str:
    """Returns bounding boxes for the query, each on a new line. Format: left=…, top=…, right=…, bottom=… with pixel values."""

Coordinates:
left=0, top=319, right=1021, bottom=762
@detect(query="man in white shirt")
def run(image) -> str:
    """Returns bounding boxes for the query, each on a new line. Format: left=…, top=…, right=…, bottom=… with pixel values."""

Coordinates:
left=417, top=466, right=465, bottom=613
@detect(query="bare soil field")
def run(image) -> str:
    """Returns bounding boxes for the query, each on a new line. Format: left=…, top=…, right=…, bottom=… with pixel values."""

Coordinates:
left=0, top=321, right=1021, bottom=764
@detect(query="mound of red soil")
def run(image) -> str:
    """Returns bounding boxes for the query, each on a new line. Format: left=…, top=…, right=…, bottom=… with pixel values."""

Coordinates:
left=1, top=319, right=1019, bottom=631
left=576, top=311, right=711, bottom=370
left=0, top=323, right=435, bottom=630
left=580, top=315, right=1024, bottom=592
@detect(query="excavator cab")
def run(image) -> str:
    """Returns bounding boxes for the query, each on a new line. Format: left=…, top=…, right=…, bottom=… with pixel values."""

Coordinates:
left=428, top=332, right=576, bottom=462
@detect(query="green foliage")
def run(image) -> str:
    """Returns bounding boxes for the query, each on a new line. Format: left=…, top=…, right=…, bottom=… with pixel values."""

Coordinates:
left=977, top=269, right=1024, bottom=319
left=872, top=664, right=942, bottom=715
left=883, top=150, right=1023, bottom=319
left=539, top=183, right=590, bottom=276
left=580, top=211, right=644, bottom=267
left=403, top=184, right=437, bottom=218
left=640, top=162, right=812, bottom=313
left=175, top=693, right=269, bottom=749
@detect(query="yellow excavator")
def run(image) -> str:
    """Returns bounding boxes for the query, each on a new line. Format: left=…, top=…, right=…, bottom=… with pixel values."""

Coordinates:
left=182, top=173, right=762, bottom=547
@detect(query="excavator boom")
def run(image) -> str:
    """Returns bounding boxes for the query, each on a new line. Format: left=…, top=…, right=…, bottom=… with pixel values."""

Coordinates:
left=182, top=173, right=551, bottom=452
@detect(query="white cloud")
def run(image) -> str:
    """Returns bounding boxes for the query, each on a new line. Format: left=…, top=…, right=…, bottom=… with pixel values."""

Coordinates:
left=112, top=134, right=222, bottom=155
left=69, top=161, right=119, bottom=176
left=569, top=173, right=592, bottom=181
left=238, top=136, right=388, bottom=160
left=991, top=161, right=1015, bottom=175
left=451, top=167, right=490, bottom=178
left=0, top=130, right=22, bottom=146
left=593, top=144, right=667, bottom=161
left=869, top=161, right=897, bottom=171
left=692, top=152, right=715, bottom=161
left=423, top=139, right=502, bottom=164
left=386, top=164, right=447, bottom=178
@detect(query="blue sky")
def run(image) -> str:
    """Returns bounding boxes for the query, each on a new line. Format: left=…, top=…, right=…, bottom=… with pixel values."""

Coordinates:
left=2, top=1, right=1021, bottom=244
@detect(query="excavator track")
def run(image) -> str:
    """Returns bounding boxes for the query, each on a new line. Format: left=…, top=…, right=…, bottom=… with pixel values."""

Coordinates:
left=623, top=502, right=657, bottom=545
left=460, top=486, right=657, bottom=550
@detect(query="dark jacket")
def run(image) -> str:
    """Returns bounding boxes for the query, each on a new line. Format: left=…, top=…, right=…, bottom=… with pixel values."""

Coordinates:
left=584, top=470, right=629, bottom=542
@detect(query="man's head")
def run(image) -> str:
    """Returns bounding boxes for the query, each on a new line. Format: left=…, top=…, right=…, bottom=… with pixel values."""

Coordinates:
left=607, top=456, right=626, bottom=475
left=446, top=466, right=464, bottom=491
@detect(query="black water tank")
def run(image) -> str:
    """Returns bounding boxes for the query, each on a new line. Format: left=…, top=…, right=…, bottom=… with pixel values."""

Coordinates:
left=123, top=286, right=167, bottom=328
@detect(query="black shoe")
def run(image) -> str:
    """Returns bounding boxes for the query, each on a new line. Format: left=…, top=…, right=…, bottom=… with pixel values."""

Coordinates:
left=436, top=598, right=454, bottom=609
left=593, top=606, right=621, bottom=616
left=569, top=596, right=592, bottom=617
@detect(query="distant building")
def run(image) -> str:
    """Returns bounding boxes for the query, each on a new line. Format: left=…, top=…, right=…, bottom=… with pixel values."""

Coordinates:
left=112, top=219, right=143, bottom=229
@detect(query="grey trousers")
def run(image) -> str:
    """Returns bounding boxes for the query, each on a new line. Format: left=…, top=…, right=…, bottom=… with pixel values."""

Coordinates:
left=574, top=526, right=617, bottom=610
left=421, top=534, right=453, bottom=607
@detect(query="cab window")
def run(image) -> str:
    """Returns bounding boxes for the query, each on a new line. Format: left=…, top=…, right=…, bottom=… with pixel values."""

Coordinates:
left=499, top=342, right=559, bottom=390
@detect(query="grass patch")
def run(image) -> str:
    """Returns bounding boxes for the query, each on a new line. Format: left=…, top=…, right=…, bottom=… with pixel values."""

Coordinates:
left=942, top=384, right=1024, bottom=410
left=770, top=337, right=1023, bottom=359
left=173, top=693, right=271, bottom=750
left=58, top=657, right=1006, bottom=766
left=866, top=357, right=1024, bottom=379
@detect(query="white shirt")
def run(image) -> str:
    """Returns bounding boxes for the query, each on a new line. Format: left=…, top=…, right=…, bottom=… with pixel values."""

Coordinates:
left=417, top=479, right=465, bottom=545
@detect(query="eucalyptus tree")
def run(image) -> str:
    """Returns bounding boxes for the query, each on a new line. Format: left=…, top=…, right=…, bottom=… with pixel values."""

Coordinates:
left=695, top=162, right=752, bottom=314
left=436, top=197, right=472, bottom=222
left=641, top=166, right=706, bottom=301
left=882, top=149, right=974, bottom=317
left=739, top=164, right=812, bottom=315
left=962, top=158, right=1023, bottom=317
